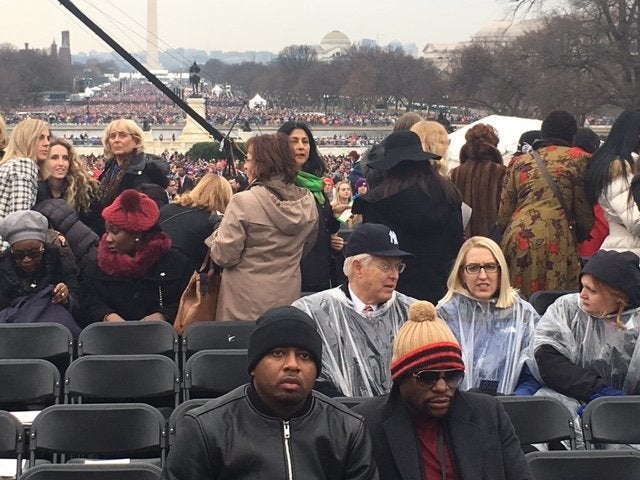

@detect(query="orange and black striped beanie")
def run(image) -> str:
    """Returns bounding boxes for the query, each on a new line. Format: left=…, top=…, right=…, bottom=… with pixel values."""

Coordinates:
left=390, top=301, right=464, bottom=381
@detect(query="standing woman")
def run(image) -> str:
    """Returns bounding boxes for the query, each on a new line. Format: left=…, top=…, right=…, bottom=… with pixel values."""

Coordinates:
left=331, top=180, right=354, bottom=224
left=209, top=133, right=318, bottom=321
left=0, top=118, right=50, bottom=219
left=36, top=137, right=103, bottom=234
left=585, top=110, right=640, bottom=255
left=278, top=121, right=342, bottom=292
left=497, top=111, right=594, bottom=298
left=159, top=173, right=233, bottom=271
left=449, top=123, right=506, bottom=238
left=99, top=119, right=169, bottom=209
left=353, top=130, right=464, bottom=303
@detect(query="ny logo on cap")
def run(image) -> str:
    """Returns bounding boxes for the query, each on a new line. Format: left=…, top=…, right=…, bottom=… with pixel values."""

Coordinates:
left=389, top=230, right=399, bottom=245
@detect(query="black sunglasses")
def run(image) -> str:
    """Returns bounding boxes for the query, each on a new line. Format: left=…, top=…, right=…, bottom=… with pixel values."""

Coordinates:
left=412, top=369, right=465, bottom=388
left=11, top=248, right=45, bottom=261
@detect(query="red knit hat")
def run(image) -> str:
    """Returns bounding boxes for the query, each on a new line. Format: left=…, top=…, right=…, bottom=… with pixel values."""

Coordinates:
left=102, top=189, right=159, bottom=232
left=390, top=301, right=464, bottom=381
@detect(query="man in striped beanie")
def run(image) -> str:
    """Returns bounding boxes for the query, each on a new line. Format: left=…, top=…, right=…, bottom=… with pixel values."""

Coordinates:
left=354, top=301, right=532, bottom=480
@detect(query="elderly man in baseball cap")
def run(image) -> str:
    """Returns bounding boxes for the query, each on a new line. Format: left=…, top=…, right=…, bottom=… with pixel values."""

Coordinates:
left=293, top=222, right=416, bottom=397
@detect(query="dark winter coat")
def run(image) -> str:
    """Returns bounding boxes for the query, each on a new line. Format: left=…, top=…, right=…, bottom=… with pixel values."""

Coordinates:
left=159, top=203, right=214, bottom=271
left=79, top=248, right=191, bottom=326
left=353, top=184, right=464, bottom=303
left=301, top=196, right=340, bottom=292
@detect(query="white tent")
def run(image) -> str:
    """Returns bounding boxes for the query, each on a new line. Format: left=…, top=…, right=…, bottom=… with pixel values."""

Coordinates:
left=447, top=114, right=542, bottom=170
left=249, top=93, right=267, bottom=109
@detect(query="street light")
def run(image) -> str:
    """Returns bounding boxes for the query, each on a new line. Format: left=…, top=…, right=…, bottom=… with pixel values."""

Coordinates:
left=323, top=94, right=330, bottom=115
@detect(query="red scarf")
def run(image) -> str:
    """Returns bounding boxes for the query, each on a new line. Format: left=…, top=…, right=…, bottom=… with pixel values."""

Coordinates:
left=98, top=231, right=172, bottom=278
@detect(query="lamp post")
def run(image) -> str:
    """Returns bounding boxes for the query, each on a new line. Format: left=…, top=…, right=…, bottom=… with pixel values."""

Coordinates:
left=322, top=94, right=330, bottom=115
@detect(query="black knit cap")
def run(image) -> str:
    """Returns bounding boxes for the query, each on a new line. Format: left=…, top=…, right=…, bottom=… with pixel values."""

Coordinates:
left=580, top=250, right=640, bottom=308
left=247, top=306, right=323, bottom=377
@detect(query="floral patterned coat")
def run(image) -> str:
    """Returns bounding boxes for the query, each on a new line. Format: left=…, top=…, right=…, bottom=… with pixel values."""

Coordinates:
left=497, top=146, right=594, bottom=298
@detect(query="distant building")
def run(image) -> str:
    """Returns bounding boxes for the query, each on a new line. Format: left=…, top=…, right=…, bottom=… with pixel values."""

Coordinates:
left=50, top=39, right=58, bottom=58
left=316, top=30, right=351, bottom=62
left=59, top=30, right=72, bottom=66
left=422, top=43, right=461, bottom=71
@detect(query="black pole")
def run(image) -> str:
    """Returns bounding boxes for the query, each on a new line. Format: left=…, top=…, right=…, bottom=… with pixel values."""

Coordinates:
left=57, top=0, right=245, bottom=160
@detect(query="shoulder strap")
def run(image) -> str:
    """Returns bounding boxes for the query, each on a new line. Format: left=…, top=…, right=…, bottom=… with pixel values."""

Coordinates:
left=531, top=150, right=577, bottom=232
left=159, top=208, right=196, bottom=225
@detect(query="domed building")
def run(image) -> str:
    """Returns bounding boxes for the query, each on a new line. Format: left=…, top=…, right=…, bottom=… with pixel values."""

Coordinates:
left=317, top=30, right=351, bottom=62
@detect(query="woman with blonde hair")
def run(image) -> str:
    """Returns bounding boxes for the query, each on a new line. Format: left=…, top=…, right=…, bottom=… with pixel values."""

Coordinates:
left=99, top=118, right=169, bottom=208
left=0, top=115, right=8, bottom=159
left=0, top=118, right=50, bottom=220
left=159, top=173, right=233, bottom=270
left=410, top=119, right=450, bottom=175
left=37, top=137, right=102, bottom=230
left=331, top=180, right=354, bottom=225
left=437, top=236, right=539, bottom=395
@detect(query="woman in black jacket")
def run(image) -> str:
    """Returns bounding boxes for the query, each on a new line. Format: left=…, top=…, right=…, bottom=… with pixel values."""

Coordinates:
left=353, top=130, right=464, bottom=303
left=79, top=189, right=191, bottom=326
left=278, top=121, right=343, bottom=292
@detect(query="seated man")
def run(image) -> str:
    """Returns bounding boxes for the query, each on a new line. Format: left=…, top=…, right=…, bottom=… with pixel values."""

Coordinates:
left=354, top=301, right=532, bottom=480
left=293, top=223, right=416, bottom=397
left=162, top=306, right=377, bottom=480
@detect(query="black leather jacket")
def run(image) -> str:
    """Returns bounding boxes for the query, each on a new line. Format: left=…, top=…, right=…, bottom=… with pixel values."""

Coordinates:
left=162, top=385, right=378, bottom=480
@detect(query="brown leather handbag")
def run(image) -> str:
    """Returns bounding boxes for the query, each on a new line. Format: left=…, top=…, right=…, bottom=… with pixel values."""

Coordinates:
left=173, top=253, right=221, bottom=335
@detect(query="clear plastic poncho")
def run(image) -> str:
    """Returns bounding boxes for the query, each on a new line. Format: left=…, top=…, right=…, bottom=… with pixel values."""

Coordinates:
left=293, top=287, right=415, bottom=397
left=528, top=293, right=640, bottom=394
left=437, top=293, right=539, bottom=394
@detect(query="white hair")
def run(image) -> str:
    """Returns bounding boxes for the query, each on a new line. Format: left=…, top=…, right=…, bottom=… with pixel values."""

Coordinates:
left=343, top=253, right=372, bottom=277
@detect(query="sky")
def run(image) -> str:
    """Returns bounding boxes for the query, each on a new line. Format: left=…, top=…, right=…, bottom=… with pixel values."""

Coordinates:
left=3, top=0, right=524, bottom=55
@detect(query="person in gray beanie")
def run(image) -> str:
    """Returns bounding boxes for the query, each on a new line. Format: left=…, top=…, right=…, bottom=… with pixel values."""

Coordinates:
left=162, top=305, right=378, bottom=480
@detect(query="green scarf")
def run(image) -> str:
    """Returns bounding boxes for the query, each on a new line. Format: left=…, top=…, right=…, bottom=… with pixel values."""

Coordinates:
left=296, top=170, right=325, bottom=205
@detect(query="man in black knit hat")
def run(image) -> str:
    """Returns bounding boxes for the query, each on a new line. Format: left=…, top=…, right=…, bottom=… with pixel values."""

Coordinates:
left=162, top=306, right=378, bottom=480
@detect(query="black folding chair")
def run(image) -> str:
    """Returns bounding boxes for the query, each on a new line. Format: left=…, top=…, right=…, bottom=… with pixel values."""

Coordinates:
left=527, top=290, right=575, bottom=315
left=77, top=320, right=179, bottom=363
left=498, top=396, right=576, bottom=449
left=64, top=355, right=181, bottom=412
left=333, top=396, right=370, bottom=410
left=0, top=411, right=24, bottom=479
left=0, top=323, right=74, bottom=377
left=20, top=463, right=162, bottom=480
left=582, top=395, right=640, bottom=449
left=167, top=398, right=211, bottom=447
left=183, top=349, right=250, bottom=400
left=180, top=321, right=255, bottom=373
left=525, top=450, right=640, bottom=480
left=29, top=403, right=167, bottom=467
left=0, top=359, right=61, bottom=410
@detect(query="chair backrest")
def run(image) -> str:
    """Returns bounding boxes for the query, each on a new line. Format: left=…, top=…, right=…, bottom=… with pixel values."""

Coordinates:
left=498, top=396, right=576, bottom=449
left=582, top=395, right=640, bottom=449
left=527, top=290, right=575, bottom=315
left=167, top=398, right=211, bottom=446
left=0, top=359, right=61, bottom=409
left=20, top=463, right=162, bottom=480
left=181, top=321, right=255, bottom=356
left=183, top=349, right=250, bottom=400
left=77, top=321, right=179, bottom=363
left=333, top=396, right=370, bottom=410
left=64, top=355, right=180, bottom=408
left=0, top=411, right=24, bottom=479
left=29, top=403, right=167, bottom=466
left=525, top=450, right=640, bottom=480
left=0, top=323, right=73, bottom=375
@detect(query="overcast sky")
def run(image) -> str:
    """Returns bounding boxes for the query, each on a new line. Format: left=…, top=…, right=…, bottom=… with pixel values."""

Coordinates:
left=4, top=0, right=523, bottom=54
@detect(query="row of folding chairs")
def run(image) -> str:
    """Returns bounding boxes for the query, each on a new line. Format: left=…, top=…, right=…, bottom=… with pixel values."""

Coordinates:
left=526, top=450, right=640, bottom=480
left=0, top=401, right=189, bottom=479
left=0, top=320, right=256, bottom=363
left=0, top=351, right=249, bottom=413
left=335, top=395, right=640, bottom=451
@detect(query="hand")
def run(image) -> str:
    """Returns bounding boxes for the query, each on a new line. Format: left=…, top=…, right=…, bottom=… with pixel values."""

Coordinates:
left=330, top=234, right=344, bottom=252
left=103, top=313, right=126, bottom=322
left=142, top=312, right=166, bottom=322
left=52, top=283, right=69, bottom=305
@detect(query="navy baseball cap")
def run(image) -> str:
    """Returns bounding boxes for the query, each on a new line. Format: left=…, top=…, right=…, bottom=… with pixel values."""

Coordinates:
left=344, top=223, right=413, bottom=258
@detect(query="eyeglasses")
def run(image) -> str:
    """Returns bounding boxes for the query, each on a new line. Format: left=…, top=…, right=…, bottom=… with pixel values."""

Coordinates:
left=413, top=369, right=465, bottom=388
left=11, top=248, right=45, bottom=261
left=461, top=263, right=500, bottom=275
left=371, top=262, right=406, bottom=274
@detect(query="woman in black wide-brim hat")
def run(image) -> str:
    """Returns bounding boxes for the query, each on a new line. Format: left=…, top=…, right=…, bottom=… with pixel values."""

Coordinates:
left=352, top=130, right=464, bottom=303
